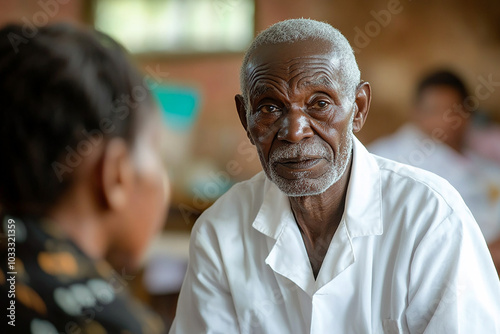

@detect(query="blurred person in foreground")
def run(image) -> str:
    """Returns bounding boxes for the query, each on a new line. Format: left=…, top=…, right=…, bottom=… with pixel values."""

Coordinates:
left=370, top=70, right=500, bottom=273
left=170, top=19, right=500, bottom=333
left=0, top=23, right=169, bottom=333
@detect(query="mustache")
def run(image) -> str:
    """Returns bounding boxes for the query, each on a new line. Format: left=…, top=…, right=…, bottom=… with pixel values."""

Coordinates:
left=269, top=141, right=332, bottom=162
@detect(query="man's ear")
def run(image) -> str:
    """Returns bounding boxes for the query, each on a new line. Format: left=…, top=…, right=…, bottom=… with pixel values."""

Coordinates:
left=101, top=138, right=134, bottom=211
left=352, top=81, right=372, bottom=133
left=235, top=94, right=254, bottom=145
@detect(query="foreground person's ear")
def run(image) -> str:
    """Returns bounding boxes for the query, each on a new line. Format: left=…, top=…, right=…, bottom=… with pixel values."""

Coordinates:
left=235, top=94, right=255, bottom=145
left=101, top=138, right=134, bottom=211
left=352, top=81, right=372, bottom=133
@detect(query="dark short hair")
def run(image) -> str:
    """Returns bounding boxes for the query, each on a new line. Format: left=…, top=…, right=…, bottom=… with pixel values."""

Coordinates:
left=415, top=69, right=469, bottom=102
left=0, top=23, right=154, bottom=215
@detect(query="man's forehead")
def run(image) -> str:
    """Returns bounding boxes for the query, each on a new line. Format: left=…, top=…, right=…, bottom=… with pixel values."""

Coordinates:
left=249, top=72, right=341, bottom=100
left=246, top=57, right=341, bottom=96
left=245, top=39, right=342, bottom=88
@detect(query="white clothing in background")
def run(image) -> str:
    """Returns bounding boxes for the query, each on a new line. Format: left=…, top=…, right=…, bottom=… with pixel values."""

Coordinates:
left=370, top=124, right=500, bottom=243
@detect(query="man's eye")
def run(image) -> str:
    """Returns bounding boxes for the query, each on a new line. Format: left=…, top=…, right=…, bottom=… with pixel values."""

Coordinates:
left=312, top=100, right=329, bottom=109
left=259, top=105, right=280, bottom=113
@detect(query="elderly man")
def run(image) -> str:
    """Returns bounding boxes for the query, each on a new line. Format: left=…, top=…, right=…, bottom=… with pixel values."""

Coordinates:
left=170, top=19, right=500, bottom=333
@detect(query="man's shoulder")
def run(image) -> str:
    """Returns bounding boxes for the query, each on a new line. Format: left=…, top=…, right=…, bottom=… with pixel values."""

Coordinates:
left=373, top=154, right=469, bottom=219
left=375, top=154, right=451, bottom=188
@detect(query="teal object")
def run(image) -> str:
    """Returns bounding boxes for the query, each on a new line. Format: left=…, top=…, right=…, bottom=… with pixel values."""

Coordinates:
left=149, top=83, right=200, bottom=131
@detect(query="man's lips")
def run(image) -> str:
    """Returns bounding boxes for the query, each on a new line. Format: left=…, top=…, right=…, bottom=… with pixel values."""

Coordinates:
left=275, top=157, right=323, bottom=170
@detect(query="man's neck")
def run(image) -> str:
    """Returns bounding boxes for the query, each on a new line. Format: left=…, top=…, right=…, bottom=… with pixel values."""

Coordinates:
left=289, top=156, right=353, bottom=278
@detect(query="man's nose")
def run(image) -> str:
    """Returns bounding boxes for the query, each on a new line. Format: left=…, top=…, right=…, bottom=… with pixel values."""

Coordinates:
left=277, top=107, right=314, bottom=143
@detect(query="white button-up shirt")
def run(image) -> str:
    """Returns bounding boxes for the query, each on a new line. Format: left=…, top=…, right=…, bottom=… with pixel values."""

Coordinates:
left=170, top=137, right=500, bottom=334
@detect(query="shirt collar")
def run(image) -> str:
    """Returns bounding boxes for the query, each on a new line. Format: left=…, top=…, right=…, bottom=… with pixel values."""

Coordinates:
left=252, top=174, right=293, bottom=240
left=252, top=135, right=383, bottom=239
left=344, top=136, right=383, bottom=237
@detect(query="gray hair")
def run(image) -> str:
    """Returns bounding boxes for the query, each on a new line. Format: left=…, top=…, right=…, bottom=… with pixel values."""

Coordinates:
left=240, top=18, right=360, bottom=110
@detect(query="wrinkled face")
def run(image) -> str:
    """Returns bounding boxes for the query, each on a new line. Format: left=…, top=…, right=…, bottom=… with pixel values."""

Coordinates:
left=243, top=39, right=356, bottom=196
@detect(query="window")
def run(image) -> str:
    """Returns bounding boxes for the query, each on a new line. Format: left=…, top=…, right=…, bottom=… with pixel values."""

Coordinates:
left=93, top=0, right=255, bottom=54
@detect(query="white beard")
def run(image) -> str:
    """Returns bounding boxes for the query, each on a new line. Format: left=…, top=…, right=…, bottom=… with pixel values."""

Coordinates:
left=263, top=120, right=353, bottom=197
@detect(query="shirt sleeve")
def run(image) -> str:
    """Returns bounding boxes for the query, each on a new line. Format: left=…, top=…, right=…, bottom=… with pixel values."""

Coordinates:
left=405, top=211, right=500, bottom=333
left=169, top=226, right=240, bottom=334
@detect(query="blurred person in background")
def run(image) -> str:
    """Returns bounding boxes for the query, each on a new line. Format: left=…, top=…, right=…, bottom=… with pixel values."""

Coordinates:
left=0, top=23, right=169, bottom=333
left=369, top=70, right=500, bottom=273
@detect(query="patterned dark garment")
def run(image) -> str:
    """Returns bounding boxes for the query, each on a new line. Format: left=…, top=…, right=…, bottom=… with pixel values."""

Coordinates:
left=0, top=214, right=165, bottom=334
